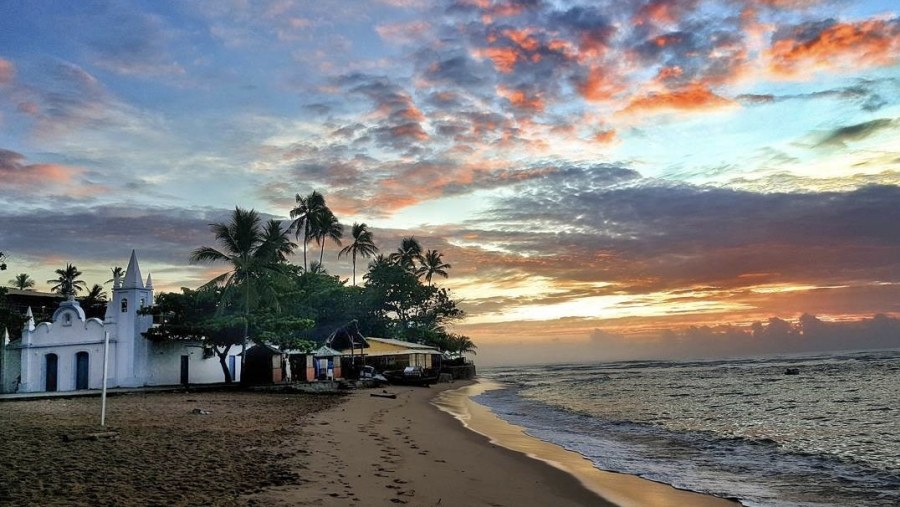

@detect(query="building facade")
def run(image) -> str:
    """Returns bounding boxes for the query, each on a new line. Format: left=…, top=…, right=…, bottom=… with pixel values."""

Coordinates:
left=0, top=251, right=241, bottom=393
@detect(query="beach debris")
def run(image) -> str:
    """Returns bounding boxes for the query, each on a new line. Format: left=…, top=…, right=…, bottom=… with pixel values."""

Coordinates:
left=192, top=408, right=211, bottom=415
left=62, top=431, right=119, bottom=442
left=784, top=368, right=800, bottom=375
left=371, top=392, right=397, bottom=399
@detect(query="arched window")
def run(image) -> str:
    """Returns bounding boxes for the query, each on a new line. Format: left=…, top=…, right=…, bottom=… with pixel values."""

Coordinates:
left=140, top=297, right=145, bottom=308
left=121, top=298, right=128, bottom=313
left=63, top=312, right=72, bottom=326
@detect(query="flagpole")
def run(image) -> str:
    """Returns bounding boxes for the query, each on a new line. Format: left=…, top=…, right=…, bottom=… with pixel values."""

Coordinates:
left=101, top=331, right=110, bottom=426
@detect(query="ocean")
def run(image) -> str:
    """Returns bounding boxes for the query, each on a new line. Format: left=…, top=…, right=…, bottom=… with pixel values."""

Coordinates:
left=476, top=349, right=900, bottom=507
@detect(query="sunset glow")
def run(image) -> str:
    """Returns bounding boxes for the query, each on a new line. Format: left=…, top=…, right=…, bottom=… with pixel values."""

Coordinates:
left=1, top=0, right=898, bottom=364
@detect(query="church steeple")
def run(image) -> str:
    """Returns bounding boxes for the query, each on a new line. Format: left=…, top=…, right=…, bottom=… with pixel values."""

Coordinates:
left=122, top=250, right=144, bottom=289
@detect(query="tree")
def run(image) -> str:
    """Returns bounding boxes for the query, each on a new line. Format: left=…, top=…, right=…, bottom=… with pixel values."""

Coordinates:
left=289, top=190, right=326, bottom=272
left=0, top=251, right=6, bottom=271
left=80, top=284, right=108, bottom=318
left=142, top=288, right=315, bottom=383
left=106, top=266, right=124, bottom=286
left=258, top=219, right=297, bottom=263
left=9, top=273, right=35, bottom=290
left=190, top=207, right=293, bottom=370
left=0, top=287, right=27, bottom=339
left=389, top=237, right=424, bottom=273
left=362, top=261, right=464, bottom=341
left=417, top=249, right=451, bottom=285
left=339, top=222, right=378, bottom=286
left=47, top=263, right=87, bottom=297
left=314, top=210, right=343, bottom=266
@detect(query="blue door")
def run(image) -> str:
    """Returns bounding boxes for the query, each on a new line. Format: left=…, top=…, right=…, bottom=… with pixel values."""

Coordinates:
left=228, top=355, right=236, bottom=382
left=75, top=352, right=89, bottom=390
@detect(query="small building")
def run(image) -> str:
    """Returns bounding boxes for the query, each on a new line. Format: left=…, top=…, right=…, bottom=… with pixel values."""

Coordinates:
left=0, top=251, right=242, bottom=393
left=242, top=343, right=287, bottom=385
left=326, top=333, right=442, bottom=375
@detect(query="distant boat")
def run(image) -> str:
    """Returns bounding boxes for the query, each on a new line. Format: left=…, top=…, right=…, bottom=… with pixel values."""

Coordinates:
left=784, top=368, right=800, bottom=375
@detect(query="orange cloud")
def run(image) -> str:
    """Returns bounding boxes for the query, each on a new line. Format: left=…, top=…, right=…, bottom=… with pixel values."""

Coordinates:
left=0, top=150, right=80, bottom=186
left=578, top=66, right=623, bottom=102
left=497, top=86, right=544, bottom=112
left=475, top=46, right=521, bottom=73
left=390, top=123, right=428, bottom=141
left=633, top=0, right=698, bottom=27
left=502, top=28, right=539, bottom=52
left=622, top=84, right=736, bottom=114
left=0, top=57, right=13, bottom=84
left=768, top=18, right=900, bottom=77
left=594, top=129, right=617, bottom=144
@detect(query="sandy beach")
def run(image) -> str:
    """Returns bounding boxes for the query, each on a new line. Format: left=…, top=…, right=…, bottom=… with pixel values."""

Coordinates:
left=1, top=383, right=741, bottom=507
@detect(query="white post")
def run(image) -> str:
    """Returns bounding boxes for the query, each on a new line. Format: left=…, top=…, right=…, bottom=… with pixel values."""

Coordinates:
left=101, top=331, right=110, bottom=426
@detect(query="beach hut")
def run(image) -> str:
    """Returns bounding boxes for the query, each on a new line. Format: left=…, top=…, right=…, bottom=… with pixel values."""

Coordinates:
left=311, top=345, right=343, bottom=381
left=333, top=337, right=442, bottom=374
left=242, top=343, right=287, bottom=385
left=324, top=322, right=369, bottom=379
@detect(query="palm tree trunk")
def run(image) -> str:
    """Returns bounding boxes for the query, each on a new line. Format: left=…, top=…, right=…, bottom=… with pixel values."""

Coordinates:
left=352, top=254, right=357, bottom=286
left=241, top=281, right=250, bottom=379
left=319, top=241, right=325, bottom=265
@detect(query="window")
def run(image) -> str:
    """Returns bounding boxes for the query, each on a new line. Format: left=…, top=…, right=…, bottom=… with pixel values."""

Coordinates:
left=121, top=298, right=128, bottom=313
left=63, top=313, right=72, bottom=326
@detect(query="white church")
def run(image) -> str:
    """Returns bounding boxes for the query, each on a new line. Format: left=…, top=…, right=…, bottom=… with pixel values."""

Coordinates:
left=0, top=251, right=242, bottom=394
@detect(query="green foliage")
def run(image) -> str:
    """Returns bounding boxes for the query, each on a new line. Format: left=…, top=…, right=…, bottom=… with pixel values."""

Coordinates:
left=0, top=287, right=27, bottom=339
left=47, top=263, right=87, bottom=296
left=9, top=273, right=35, bottom=290
left=362, top=261, right=464, bottom=341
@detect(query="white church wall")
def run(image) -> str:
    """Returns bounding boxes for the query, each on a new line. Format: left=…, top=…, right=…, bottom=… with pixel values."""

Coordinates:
left=146, top=341, right=242, bottom=386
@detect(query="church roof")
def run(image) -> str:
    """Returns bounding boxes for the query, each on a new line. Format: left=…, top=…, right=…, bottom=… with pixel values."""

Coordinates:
left=122, top=250, right=144, bottom=289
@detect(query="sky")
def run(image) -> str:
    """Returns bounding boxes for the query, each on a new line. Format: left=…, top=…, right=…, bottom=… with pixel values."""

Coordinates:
left=1, top=0, right=899, bottom=365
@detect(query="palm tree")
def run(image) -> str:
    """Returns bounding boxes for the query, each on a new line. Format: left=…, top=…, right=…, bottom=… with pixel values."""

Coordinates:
left=417, top=249, right=451, bottom=285
left=191, top=207, right=294, bottom=369
left=338, top=223, right=378, bottom=286
left=289, top=191, right=327, bottom=272
left=449, top=334, right=477, bottom=357
left=80, top=284, right=108, bottom=313
left=106, top=266, right=124, bottom=286
left=314, top=210, right=343, bottom=266
left=390, top=237, right=424, bottom=273
left=258, top=219, right=297, bottom=263
left=9, top=273, right=35, bottom=290
left=48, top=263, right=87, bottom=297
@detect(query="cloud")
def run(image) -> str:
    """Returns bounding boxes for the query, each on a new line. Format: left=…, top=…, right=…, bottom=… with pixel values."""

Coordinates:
left=768, top=17, right=900, bottom=77
left=0, top=149, right=104, bottom=199
left=496, top=85, right=544, bottom=112
left=621, top=84, right=736, bottom=114
left=593, top=129, right=616, bottom=143
left=817, top=118, right=896, bottom=148
left=0, top=58, right=14, bottom=84
left=475, top=166, right=900, bottom=293
left=376, top=20, right=432, bottom=44
left=586, top=313, right=900, bottom=360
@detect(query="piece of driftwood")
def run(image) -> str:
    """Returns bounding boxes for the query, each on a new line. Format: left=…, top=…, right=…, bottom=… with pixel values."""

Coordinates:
left=63, top=431, right=120, bottom=442
left=370, top=393, right=397, bottom=399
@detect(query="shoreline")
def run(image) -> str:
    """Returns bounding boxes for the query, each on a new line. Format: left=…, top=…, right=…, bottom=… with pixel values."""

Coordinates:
left=434, top=379, right=742, bottom=507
